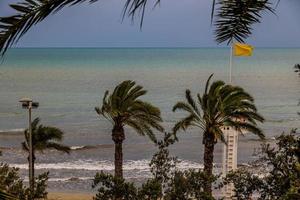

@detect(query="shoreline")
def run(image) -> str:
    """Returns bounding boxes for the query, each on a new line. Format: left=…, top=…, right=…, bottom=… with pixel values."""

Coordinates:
left=48, top=192, right=93, bottom=200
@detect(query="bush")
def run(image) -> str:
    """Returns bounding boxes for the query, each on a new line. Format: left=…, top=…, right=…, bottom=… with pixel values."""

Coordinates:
left=93, top=132, right=216, bottom=200
left=222, top=130, right=300, bottom=200
left=0, top=163, right=49, bottom=200
left=92, top=172, right=138, bottom=200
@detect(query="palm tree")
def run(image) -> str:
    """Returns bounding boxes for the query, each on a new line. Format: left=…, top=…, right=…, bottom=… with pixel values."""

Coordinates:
left=22, top=118, right=70, bottom=193
left=95, top=80, right=164, bottom=178
left=172, top=74, right=264, bottom=195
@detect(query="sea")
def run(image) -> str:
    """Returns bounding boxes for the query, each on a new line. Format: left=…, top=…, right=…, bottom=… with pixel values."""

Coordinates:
left=0, top=48, right=299, bottom=193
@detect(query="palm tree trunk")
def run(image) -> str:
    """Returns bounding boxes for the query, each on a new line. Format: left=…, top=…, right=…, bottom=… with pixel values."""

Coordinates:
left=203, top=135, right=215, bottom=195
left=112, top=125, right=125, bottom=179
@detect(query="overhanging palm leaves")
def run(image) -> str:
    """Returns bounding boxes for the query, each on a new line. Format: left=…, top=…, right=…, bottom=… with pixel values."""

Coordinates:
left=0, top=0, right=278, bottom=55
left=123, top=0, right=160, bottom=28
left=214, top=0, right=275, bottom=44
left=0, top=0, right=100, bottom=56
left=0, top=0, right=159, bottom=56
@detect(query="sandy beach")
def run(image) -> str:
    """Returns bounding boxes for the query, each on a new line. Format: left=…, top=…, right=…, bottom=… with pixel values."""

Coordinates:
left=48, top=192, right=93, bottom=200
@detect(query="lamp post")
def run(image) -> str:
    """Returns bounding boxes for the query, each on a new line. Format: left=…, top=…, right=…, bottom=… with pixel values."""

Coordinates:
left=19, top=98, right=39, bottom=200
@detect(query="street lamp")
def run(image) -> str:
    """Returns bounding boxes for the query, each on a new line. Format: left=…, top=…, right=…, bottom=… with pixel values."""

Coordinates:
left=19, top=97, right=39, bottom=200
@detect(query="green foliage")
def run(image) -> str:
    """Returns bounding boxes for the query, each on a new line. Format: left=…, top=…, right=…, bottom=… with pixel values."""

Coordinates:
left=259, top=130, right=300, bottom=200
left=222, top=131, right=300, bottom=200
left=0, top=0, right=100, bottom=56
left=92, top=171, right=138, bottom=200
left=0, top=190, right=17, bottom=200
left=164, top=170, right=215, bottom=200
left=0, top=0, right=162, bottom=56
left=221, top=169, right=263, bottom=200
left=123, top=0, right=160, bottom=28
left=33, top=172, right=49, bottom=199
left=173, top=74, right=265, bottom=144
left=294, top=64, right=300, bottom=76
left=0, top=0, right=278, bottom=56
left=0, top=163, right=49, bottom=200
left=173, top=74, right=264, bottom=193
left=149, top=132, right=178, bottom=184
left=214, top=0, right=274, bottom=44
left=95, top=80, right=164, bottom=142
left=137, top=179, right=162, bottom=200
left=22, top=117, right=70, bottom=154
left=93, top=132, right=215, bottom=200
left=0, top=163, right=27, bottom=199
left=147, top=131, right=216, bottom=199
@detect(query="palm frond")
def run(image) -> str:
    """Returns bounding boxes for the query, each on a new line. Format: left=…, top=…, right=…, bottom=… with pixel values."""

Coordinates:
left=0, top=190, right=17, bottom=200
left=173, top=75, right=264, bottom=143
left=214, top=0, right=275, bottom=44
left=123, top=0, right=160, bottom=28
left=22, top=117, right=70, bottom=154
left=225, top=119, right=265, bottom=139
left=45, top=142, right=71, bottom=154
left=97, top=80, right=163, bottom=141
left=173, top=114, right=196, bottom=133
left=205, top=73, right=214, bottom=95
left=21, top=141, right=28, bottom=152
left=211, top=0, right=216, bottom=24
left=0, top=0, right=99, bottom=56
left=185, top=89, right=201, bottom=115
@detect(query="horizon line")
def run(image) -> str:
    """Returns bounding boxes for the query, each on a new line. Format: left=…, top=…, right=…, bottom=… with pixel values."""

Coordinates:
left=11, top=46, right=300, bottom=49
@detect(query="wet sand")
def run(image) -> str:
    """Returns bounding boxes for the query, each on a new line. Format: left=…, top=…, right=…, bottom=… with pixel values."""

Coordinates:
left=48, top=192, right=93, bottom=200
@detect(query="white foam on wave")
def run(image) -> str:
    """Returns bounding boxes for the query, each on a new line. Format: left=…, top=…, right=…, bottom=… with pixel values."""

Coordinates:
left=23, top=177, right=93, bottom=182
left=9, top=159, right=203, bottom=171
left=0, top=128, right=24, bottom=133
left=70, top=146, right=86, bottom=150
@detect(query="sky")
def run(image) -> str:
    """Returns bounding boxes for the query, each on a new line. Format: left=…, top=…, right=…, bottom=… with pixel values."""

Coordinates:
left=0, top=0, right=300, bottom=48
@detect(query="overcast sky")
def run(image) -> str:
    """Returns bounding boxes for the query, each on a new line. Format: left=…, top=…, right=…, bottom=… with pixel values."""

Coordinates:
left=0, top=0, right=300, bottom=47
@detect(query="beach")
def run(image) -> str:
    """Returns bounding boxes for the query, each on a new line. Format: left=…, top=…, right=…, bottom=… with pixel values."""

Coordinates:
left=0, top=48, right=299, bottom=193
left=48, top=192, right=93, bottom=200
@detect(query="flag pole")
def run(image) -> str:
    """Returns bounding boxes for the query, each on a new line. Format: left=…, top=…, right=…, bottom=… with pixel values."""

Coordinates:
left=229, top=41, right=233, bottom=83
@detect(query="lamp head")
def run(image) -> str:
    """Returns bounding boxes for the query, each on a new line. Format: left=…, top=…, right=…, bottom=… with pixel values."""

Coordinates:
left=19, top=97, right=39, bottom=109
left=19, top=97, right=32, bottom=103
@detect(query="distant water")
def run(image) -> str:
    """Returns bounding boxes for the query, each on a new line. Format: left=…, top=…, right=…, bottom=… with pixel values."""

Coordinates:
left=0, top=48, right=299, bottom=192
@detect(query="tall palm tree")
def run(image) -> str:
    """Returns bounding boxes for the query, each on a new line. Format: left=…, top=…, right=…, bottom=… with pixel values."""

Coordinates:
left=172, top=74, right=264, bottom=195
left=22, top=118, right=70, bottom=192
left=95, top=80, right=164, bottom=178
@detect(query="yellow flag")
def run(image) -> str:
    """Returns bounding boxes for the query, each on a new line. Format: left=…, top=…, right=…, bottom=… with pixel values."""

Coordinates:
left=233, top=43, right=253, bottom=56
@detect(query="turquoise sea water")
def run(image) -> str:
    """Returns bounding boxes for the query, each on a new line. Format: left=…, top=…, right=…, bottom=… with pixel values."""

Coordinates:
left=0, top=48, right=299, bottom=192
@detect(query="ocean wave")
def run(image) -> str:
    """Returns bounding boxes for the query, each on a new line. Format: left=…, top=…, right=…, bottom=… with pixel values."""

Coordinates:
left=266, top=117, right=300, bottom=123
left=70, top=144, right=114, bottom=151
left=9, top=159, right=203, bottom=171
left=23, top=177, right=93, bottom=182
left=0, top=128, right=24, bottom=135
left=0, top=112, right=22, bottom=117
left=70, top=146, right=86, bottom=150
